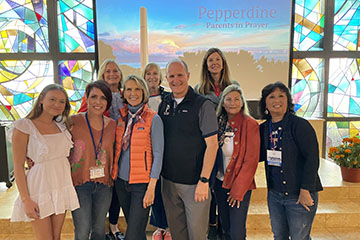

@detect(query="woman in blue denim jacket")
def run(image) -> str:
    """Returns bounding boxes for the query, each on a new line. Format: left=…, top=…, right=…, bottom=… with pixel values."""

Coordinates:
left=259, top=82, right=323, bottom=240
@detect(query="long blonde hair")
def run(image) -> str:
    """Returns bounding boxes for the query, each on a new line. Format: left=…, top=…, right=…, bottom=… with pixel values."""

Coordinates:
left=216, top=84, right=249, bottom=117
left=26, top=84, right=71, bottom=125
left=199, top=48, right=232, bottom=95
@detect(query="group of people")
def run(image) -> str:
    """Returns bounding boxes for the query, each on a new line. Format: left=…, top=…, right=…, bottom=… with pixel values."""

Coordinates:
left=10, top=47, right=323, bottom=240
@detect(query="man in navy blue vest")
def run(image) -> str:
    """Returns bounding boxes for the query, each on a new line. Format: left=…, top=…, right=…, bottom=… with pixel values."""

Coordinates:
left=158, top=59, right=218, bottom=240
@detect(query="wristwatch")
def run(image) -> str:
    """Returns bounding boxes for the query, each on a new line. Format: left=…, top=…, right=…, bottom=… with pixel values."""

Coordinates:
left=199, top=177, right=209, bottom=183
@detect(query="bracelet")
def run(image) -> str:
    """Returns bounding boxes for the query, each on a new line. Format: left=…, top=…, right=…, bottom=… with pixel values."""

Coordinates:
left=21, top=195, right=29, bottom=202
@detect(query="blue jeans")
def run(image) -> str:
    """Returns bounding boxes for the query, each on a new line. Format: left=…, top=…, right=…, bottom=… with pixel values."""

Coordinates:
left=267, top=190, right=318, bottom=240
left=115, top=178, right=149, bottom=240
left=214, top=178, right=251, bottom=240
left=72, top=182, right=112, bottom=240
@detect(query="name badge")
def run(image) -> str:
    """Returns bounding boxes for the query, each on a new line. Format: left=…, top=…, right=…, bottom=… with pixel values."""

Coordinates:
left=224, top=131, right=234, bottom=144
left=89, top=165, right=105, bottom=179
left=225, top=131, right=234, bottom=137
left=267, top=150, right=282, bottom=167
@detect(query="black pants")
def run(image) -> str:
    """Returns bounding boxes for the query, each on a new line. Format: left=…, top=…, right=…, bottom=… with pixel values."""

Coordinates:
left=115, top=178, right=150, bottom=240
left=108, top=186, right=121, bottom=225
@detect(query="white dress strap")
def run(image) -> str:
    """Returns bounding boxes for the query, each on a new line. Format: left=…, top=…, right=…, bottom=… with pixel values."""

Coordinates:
left=55, top=121, right=73, bottom=146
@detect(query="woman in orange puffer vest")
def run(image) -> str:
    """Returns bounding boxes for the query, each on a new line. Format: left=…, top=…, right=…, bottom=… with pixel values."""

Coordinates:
left=113, top=75, right=164, bottom=240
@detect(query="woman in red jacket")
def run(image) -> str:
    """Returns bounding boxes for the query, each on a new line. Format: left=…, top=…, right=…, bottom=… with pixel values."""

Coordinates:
left=213, top=84, right=260, bottom=240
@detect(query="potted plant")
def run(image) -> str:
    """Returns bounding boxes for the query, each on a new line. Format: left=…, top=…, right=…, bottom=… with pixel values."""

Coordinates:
left=328, top=136, right=360, bottom=182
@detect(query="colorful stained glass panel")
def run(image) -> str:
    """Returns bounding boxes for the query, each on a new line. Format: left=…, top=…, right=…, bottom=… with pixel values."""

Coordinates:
left=58, top=60, right=94, bottom=114
left=333, top=0, right=360, bottom=51
left=57, top=0, right=95, bottom=53
left=292, top=58, right=324, bottom=118
left=326, top=121, right=360, bottom=154
left=0, top=60, right=54, bottom=121
left=0, top=0, right=49, bottom=53
left=328, top=58, right=360, bottom=117
left=293, top=0, right=325, bottom=51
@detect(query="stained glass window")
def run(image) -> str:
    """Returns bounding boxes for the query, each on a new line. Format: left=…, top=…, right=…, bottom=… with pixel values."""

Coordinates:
left=57, top=0, right=95, bottom=53
left=0, top=0, right=49, bottom=53
left=327, top=121, right=360, bottom=151
left=0, top=60, right=54, bottom=121
left=58, top=60, right=94, bottom=113
left=328, top=58, right=360, bottom=117
left=333, top=0, right=360, bottom=51
left=293, top=0, right=325, bottom=51
left=292, top=58, right=324, bottom=118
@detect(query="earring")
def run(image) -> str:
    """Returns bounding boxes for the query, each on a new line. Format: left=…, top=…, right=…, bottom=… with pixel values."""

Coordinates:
left=56, top=115, right=63, bottom=122
left=265, top=109, right=269, bottom=115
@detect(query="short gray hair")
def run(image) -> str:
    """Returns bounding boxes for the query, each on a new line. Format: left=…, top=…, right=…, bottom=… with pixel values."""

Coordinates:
left=165, top=59, right=189, bottom=75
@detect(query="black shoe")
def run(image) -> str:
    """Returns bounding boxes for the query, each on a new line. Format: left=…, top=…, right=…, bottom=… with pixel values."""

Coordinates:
left=207, top=225, right=217, bottom=240
left=107, top=231, right=125, bottom=240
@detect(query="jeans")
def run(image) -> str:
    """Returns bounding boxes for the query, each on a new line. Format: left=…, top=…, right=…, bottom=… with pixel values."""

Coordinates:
left=213, top=178, right=251, bottom=240
left=267, top=190, right=318, bottom=240
left=72, top=181, right=113, bottom=240
left=115, top=178, right=149, bottom=240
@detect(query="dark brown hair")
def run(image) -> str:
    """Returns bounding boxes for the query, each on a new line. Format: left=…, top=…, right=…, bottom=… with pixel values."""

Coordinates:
left=85, top=80, right=112, bottom=111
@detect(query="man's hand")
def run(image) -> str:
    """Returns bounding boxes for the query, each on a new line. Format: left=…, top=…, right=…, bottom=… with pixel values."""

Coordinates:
left=194, top=181, right=209, bottom=202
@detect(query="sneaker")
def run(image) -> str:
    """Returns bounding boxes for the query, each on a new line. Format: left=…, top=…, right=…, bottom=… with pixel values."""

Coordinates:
left=152, top=229, right=164, bottom=240
left=114, top=231, right=125, bottom=240
left=163, top=230, right=172, bottom=240
left=105, top=233, right=115, bottom=240
left=207, top=225, right=217, bottom=240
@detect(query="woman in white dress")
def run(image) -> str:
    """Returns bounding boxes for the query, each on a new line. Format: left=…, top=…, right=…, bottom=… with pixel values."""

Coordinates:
left=10, top=84, right=79, bottom=240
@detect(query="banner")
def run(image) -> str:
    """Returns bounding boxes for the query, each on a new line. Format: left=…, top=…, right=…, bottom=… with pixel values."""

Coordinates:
left=96, top=0, right=292, bottom=99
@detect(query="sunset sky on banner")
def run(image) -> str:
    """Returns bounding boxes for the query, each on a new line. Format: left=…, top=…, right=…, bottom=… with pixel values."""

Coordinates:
left=96, top=0, right=292, bottom=67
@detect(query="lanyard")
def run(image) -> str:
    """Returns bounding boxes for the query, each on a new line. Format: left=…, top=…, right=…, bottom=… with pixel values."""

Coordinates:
left=85, top=112, right=104, bottom=163
left=269, top=120, right=283, bottom=150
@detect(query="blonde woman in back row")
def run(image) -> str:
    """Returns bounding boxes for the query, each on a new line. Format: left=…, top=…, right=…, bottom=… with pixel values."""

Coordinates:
left=142, top=63, right=171, bottom=240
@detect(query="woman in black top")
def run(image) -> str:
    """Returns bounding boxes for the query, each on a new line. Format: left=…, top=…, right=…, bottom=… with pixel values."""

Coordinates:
left=259, top=82, right=322, bottom=240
